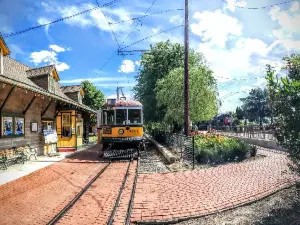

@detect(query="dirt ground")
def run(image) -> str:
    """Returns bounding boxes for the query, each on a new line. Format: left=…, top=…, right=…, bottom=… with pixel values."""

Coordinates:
left=177, top=186, right=300, bottom=225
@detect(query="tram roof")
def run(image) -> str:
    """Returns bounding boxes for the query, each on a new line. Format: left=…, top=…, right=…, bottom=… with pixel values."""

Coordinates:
left=103, top=99, right=143, bottom=108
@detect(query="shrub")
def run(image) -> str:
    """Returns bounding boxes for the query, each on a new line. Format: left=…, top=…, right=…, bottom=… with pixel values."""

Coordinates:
left=194, top=134, right=252, bottom=164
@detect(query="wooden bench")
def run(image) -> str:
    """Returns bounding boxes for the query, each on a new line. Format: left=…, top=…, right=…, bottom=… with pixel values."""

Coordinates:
left=0, top=148, right=26, bottom=170
left=15, top=145, right=38, bottom=161
left=0, top=145, right=38, bottom=170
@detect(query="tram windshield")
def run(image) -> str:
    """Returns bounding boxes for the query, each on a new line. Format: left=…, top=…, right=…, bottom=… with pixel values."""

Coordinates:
left=102, top=108, right=142, bottom=125
left=116, top=109, right=127, bottom=124
left=128, top=109, right=142, bottom=124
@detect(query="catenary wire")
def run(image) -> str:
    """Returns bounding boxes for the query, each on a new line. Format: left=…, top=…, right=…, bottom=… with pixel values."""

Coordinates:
left=1, top=0, right=121, bottom=38
left=222, top=0, right=297, bottom=10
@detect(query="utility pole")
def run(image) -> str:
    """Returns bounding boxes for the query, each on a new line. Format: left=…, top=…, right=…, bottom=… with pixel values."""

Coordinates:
left=184, top=0, right=189, bottom=136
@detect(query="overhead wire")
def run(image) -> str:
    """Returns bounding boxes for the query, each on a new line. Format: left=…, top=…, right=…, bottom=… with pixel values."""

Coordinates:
left=97, top=0, right=131, bottom=95
left=1, top=0, right=122, bottom=38
left=222, top=0, right=297, bottom=10
left=109, top=9, right=184, bottom=25
left=120, top=0, right=159, bottom=47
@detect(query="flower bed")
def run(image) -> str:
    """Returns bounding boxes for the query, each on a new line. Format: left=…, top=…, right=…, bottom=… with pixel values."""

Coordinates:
left=193, top=133, right=256, bottom=164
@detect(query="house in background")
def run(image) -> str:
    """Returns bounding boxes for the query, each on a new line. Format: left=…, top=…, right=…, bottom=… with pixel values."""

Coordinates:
left=0, top=35, right=96, bottom=155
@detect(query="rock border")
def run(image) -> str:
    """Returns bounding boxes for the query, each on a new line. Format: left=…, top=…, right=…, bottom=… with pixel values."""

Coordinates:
left=145, top=135, right=179, bottom=164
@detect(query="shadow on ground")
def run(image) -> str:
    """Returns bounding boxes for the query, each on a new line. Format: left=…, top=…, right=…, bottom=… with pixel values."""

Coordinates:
left=254, top=187, right=300, bottom=225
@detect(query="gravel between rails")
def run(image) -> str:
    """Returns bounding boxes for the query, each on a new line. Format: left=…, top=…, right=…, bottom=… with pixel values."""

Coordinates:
left=138, top=144, right=169, bottom=174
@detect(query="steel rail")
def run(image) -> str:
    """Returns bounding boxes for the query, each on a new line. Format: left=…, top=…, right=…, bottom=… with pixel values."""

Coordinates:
left=47, top=162, right=111, bottom=225
left=107, top=160, right=133, bottom=225
left=125, top=158, right=139, bottom=225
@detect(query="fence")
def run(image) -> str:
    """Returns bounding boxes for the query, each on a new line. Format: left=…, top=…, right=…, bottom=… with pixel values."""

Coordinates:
left=151, top=131, right=195, bottom=169
left=211, top=125, right=277, bottom=141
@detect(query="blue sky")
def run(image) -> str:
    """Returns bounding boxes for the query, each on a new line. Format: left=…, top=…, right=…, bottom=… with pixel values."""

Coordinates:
left=1, top=0, right=300, bottom=113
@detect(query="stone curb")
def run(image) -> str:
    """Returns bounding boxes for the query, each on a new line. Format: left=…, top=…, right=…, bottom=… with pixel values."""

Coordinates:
left=133, top=183, right=296, bottom=224
left=145, top=135, right=178, bottom=164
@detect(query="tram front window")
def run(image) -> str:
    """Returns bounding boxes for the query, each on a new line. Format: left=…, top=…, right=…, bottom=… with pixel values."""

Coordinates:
left=116, top=109, right=127, bottom=125
left=128, top=109, right=142, bottom=124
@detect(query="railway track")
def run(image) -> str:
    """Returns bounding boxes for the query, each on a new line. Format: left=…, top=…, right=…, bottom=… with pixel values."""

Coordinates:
left=47, top=159, right=138, bottom=225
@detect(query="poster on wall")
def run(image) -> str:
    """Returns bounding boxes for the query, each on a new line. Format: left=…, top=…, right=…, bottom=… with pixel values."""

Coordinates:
left=31, top=122, right=38, bottom=132
left=15, top=117, right=24, bottom=135
left=2, top=117, right=13, bottom=136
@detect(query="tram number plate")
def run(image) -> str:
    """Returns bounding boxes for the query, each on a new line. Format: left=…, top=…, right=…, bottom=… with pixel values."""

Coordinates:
left=103, top=126, right=112, bottom=134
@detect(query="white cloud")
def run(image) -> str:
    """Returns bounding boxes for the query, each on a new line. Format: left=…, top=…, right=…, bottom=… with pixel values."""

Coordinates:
left=152, top=28, right=159, bottom=34
left=49, top=44, right=70, bottom=52
left=30, top=45, right=71, bottom=72
left=269, top=5, right=300, bottom=36
left=30, top=50, right=57, bottom=64
left=55, top=62, right=70, bottom=71
left=268, top=3, right=300, bottom=53
left=40, top=3, right=133, bottom=34
left=290, top=1, right=299, bottom=13
left=170, top=15, right=183, bottom=24
left=135, top=61, right=141, bottom=66
left=118, top=60, right=135, bottom=73
left=60, top=77, right=129, bottom=84
left=37, top=17, right=51, bottom=32
left=225, top=0, right=247, bottom=12
left=191, top=10, right=242, bottom=48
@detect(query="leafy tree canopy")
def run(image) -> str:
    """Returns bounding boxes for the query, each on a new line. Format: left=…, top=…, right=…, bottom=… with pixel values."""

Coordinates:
left=240, top=87, right=270, bottom=125
left=81, top=80, right=105, bottom=111
left=156, top=64, right=218, bottom=125
left=266, top=54, right=300, bottom=176
left=235, top=107, right=245, bottom=120
left=134, top=40, right=203, bottom=123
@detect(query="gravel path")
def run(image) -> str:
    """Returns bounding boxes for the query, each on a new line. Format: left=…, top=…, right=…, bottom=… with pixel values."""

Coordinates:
left=138, top=144, right=169, bottom=174
left=176, top=186, right=300, bottom=225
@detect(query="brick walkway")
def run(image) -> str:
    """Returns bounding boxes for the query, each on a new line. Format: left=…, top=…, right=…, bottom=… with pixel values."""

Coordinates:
left=131, top=150, right=298, bottom=223
left=57, top=161, right=137, bottom=225
left=0, top=145, right=107, bottom=225
left=0, top=147, right=298, bottom=224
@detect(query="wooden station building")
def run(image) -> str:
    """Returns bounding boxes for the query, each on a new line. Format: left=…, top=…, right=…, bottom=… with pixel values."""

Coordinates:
left=0, top=35, right=96, bottom=155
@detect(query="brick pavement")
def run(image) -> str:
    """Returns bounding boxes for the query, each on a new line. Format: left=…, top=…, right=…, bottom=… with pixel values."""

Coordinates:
left=57, top=161, right=137, bottom=225
left=131, top=150, right=298, bottom=223
left=0, top=145, right=107, bottom=225
left=112, top=161, right=137, bottom=225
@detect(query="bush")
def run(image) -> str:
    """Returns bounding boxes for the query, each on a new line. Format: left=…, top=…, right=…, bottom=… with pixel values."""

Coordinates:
left=194, top=134, right=252, bottom=164
left=145, top=122, right=169, bottom=143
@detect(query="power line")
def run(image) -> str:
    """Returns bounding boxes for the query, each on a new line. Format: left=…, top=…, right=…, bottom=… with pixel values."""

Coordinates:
left=223, top=0, right=296, bottom=10
left=98, top=25, right=183, bottom=72
left=119, top=25, right=184, bottom=50
left=120, top=0, right=159, bottom=46
left=2, top=0, right=121, bottom=38
left=109, top=9, right=184, bottom=25
left=145, top=0, right=157, bottom=14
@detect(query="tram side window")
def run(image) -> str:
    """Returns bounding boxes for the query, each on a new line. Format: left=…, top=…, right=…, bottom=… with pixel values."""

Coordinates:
left=103, top=110, right=114, bottom=125
left=128, top=109, right=141, bottom=124
left=116, top=109, right=127, bottom=125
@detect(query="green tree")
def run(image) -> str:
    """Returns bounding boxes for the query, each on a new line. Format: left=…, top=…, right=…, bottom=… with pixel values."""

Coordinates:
left=156, top=64, right=218, bottom=125
left=81, top=80, right=105, bottom=111
left=266, top=54, right=300, bottom=176
left=81, top=80, right=105, bottom=128
left=240, top=88, right=269, bottom=126
left=134, top=41, right=201, bottom=123
left=235, top=107, right=245, bottom=120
